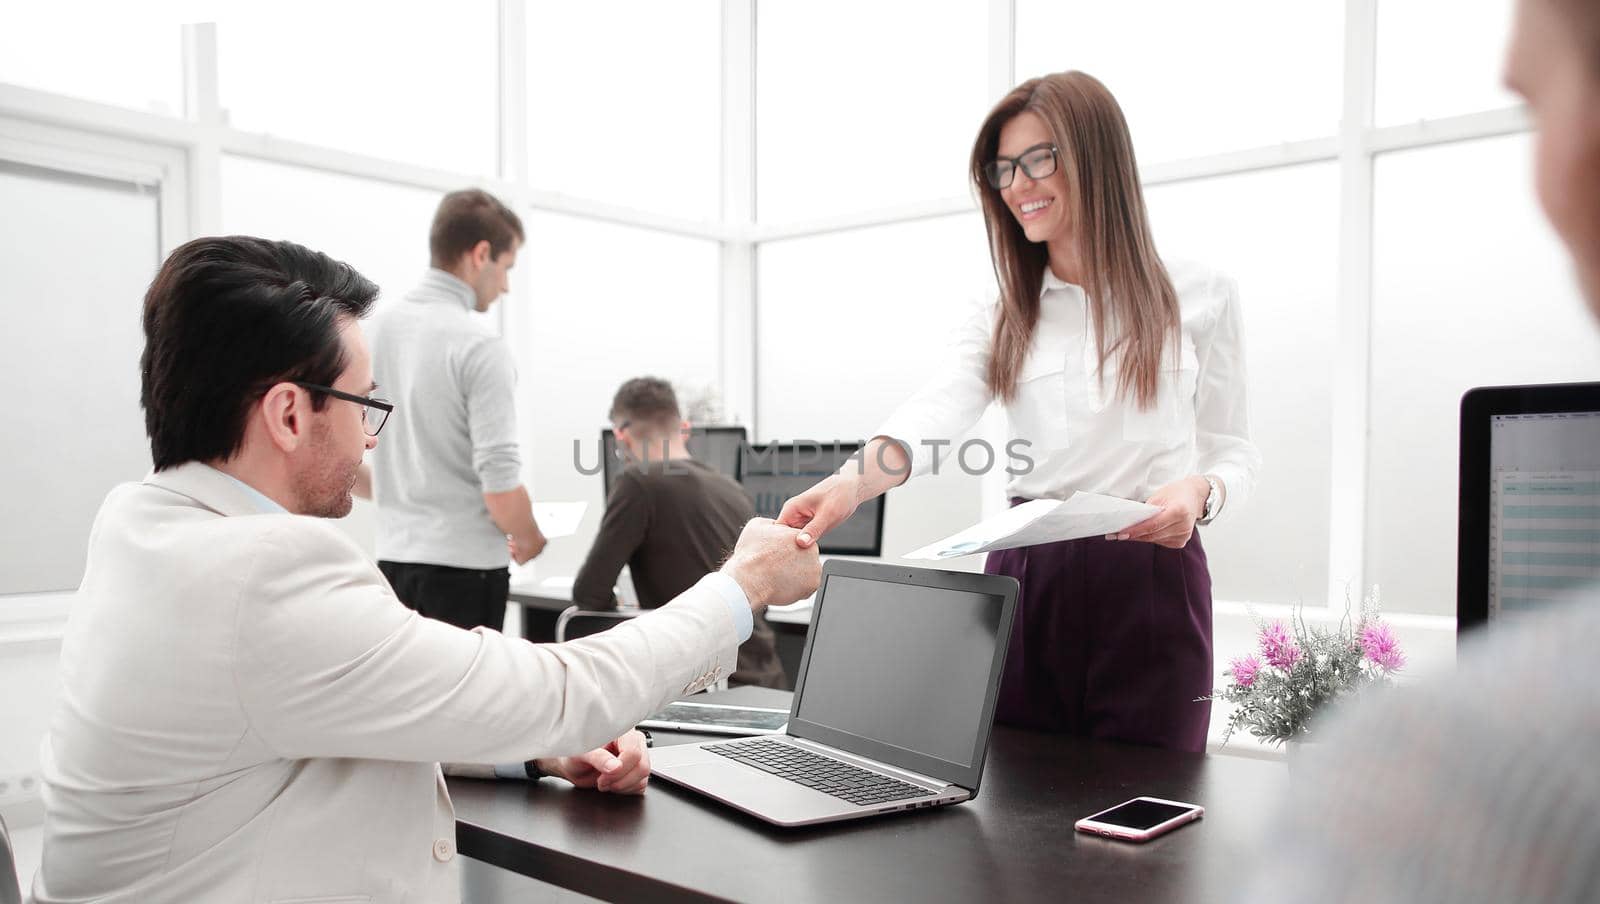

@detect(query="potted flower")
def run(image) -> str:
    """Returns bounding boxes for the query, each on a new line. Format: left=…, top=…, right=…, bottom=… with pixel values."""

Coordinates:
left=1203, top=588, right=1406, bottom=750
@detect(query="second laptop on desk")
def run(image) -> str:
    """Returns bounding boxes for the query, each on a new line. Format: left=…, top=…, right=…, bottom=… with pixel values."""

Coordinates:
left=650, top=559, right=1019, bottom=827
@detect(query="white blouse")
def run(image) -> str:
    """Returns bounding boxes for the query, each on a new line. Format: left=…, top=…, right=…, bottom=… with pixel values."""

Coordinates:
left=875, top=259, right=1261, bottom=517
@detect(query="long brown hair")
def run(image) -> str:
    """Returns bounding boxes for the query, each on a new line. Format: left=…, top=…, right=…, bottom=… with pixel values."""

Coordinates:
left=969, top=71, right=1178, bottom=408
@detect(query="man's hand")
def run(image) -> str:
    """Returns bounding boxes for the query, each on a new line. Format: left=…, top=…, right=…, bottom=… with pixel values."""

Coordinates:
left=721, top=518, right=822, bottom=610
left=509, top=528, right=547, bottom=565
left=533, top=730, right=651, bottom=794
left=1111, top=476, right=1210, bottom=548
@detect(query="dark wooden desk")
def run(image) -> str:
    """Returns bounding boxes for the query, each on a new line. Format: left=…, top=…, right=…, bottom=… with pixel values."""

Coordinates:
left=451, top=688, right=1284, bottom=903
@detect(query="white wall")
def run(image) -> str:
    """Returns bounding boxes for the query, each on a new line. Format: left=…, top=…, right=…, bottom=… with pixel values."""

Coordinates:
left=0, top=594, right=69, bottom=829
left=0, top=163, right=158, bottom=595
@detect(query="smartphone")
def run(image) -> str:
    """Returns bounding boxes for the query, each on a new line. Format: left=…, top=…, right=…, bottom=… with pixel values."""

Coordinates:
left=1074, top=796, right=1204, bottom=843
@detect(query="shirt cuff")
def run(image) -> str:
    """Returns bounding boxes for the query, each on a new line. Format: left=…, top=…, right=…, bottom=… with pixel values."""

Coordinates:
left=701, top=572, right=754, bottom=644
left=493, top=761, right=531, bottom=780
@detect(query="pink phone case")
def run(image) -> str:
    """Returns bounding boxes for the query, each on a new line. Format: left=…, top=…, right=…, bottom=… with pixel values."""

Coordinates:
left=1073, top=798, right=1204, bottom=843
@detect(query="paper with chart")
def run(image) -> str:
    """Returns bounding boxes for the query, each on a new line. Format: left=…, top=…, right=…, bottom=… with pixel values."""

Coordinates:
left=532, top=502, right=588, bottom=539
left=904, top=492, right=1160, bottom=560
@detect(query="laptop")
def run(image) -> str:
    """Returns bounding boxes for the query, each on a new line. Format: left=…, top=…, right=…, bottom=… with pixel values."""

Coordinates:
left=650, top=560, right=1019, bottom=827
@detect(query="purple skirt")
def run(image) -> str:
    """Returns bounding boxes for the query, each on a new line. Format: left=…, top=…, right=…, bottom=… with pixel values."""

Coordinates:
left=984, top=500, right=1213, bottom=753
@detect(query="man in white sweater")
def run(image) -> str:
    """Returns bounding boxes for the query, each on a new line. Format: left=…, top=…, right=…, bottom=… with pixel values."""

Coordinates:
left=30, top=236, right=818, bottom=903
left=367, top=189, right=546, bottom=631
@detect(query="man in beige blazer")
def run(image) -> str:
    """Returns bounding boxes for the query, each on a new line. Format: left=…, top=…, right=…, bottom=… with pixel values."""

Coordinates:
left=30, top=236, right=818, bottom=903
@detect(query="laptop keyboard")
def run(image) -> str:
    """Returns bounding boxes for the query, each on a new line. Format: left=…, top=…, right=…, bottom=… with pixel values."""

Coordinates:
left=705, top=738, right=937, bottom=807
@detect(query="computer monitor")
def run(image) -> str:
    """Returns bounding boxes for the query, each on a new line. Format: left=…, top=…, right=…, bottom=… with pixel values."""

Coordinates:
left=740, top=441, right=886, bottom=557
left=600, top=425, right=746, bottom=499
left=1458, top=382, right=1600, bottom=631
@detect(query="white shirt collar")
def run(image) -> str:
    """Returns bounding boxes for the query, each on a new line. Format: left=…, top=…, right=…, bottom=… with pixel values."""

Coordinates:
left=1041, top=268, right=1081, bottom=294
left=212, top=467, right=288, bottom=514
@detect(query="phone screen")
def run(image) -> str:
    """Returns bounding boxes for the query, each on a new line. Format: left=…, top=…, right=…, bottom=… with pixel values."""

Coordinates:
left=1090, top=799, right=1194, bottom=830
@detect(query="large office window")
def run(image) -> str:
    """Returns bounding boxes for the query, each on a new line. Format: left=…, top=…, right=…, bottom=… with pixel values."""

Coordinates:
left=527, top=0, right=721, bottom=221
left=215, top=2, right=498, bottom=174
left=219, top=156, right=443, bottom=310
left=1145, top=162, right=1341, bottom=608
left=0, top=161, right=158, bottom=593
left=757, top=216, right=994, bottom=563
left=1375, top=0, right=1519, bottom=126
left=0, top=2, right=1556, bottom=622
left=1014, top=0, right=1344, bottom=164
left=508, top=210, right=721, bottom=576
left=756, top=0, right=990, bottom=222
left=756, top=216, right=991, bottom=441
left=1366, top=134, right=1598, bottom=617
left=0, top=9, right=185, bottom=116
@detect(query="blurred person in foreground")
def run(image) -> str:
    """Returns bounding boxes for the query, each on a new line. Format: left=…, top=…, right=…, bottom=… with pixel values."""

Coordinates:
left=1245, top=2, right=1600, bottom=901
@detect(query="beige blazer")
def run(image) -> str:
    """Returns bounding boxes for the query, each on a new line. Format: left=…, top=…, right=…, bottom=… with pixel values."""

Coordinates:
left=30, top=462, right=738, bottom=904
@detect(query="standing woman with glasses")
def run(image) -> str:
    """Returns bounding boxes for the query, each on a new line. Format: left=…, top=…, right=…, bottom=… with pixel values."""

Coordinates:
left=778, top=71, right=1261, bottom=753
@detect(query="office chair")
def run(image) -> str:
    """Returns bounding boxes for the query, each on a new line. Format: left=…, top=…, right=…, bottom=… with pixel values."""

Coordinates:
left=554, top=606, right=729, bottom=692
left=554, top=606, right=638, bottom=642
left=1, top=811, right=21, bottom=904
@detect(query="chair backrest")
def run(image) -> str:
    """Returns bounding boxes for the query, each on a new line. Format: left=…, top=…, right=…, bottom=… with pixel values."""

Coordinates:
left=554, top=606, right=639, bottom=643
left=0, top=811, right=22, bottom=904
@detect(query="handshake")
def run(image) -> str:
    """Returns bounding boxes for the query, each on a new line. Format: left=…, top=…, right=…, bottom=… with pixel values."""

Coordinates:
left=719, top=518, right=824, bottom=611
left=718, top=467, right=878, bottom=610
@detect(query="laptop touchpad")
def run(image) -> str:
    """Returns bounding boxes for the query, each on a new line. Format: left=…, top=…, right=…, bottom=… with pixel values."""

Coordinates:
left=664, top=762, right=845, bottom=818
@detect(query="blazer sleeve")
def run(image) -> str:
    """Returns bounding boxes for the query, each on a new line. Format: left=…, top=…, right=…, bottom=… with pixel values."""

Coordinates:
left=230, top=519, right=739, bottom=764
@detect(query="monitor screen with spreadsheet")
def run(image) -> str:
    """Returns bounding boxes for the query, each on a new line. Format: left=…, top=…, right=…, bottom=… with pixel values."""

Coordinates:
left=1459, top=383, right=1600, bottom=631
left=739, top=442, right=886, bottom=557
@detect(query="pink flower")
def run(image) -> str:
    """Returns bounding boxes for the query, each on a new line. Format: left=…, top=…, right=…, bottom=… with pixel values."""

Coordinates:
left=1360, top=621, right=1406, bottom=672
left=1229, top=655, right=1263, bottom=688
left=1259, top=621, right=1303, bottom=671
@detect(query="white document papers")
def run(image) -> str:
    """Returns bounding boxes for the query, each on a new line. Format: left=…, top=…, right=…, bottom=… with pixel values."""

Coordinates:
left=904, top=492, right=1159, bottom=560
left=532, top=502, right=588, bottom=539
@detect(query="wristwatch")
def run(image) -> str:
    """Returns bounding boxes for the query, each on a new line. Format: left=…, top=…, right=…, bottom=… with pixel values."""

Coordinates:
left=1196, top=475, right=1223, bottom=526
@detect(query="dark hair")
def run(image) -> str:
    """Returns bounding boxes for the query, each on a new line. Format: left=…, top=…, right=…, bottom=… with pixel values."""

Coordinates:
left=609, top=377, right=681, bottom=431
left=429, top=189, right=524, bottom=268
left=140, top=235, right=379, bottom=471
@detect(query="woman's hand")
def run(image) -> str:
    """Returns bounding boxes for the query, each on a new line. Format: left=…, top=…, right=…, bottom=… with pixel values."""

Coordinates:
left=1112, top=476, right=1210, bottom=549
left=532, top=729, right=651, bottom=794
left=777, top=437, right=910, bottom=548
left=777, top=472, right=864, bottom=548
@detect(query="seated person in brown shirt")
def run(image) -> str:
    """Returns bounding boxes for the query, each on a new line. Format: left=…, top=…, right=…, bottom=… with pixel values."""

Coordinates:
left=573, top=377, right=787, bottom=688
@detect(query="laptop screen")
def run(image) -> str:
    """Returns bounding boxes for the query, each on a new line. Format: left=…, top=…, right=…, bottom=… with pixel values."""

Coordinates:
left=789, top=572, right=1008, bottom=782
